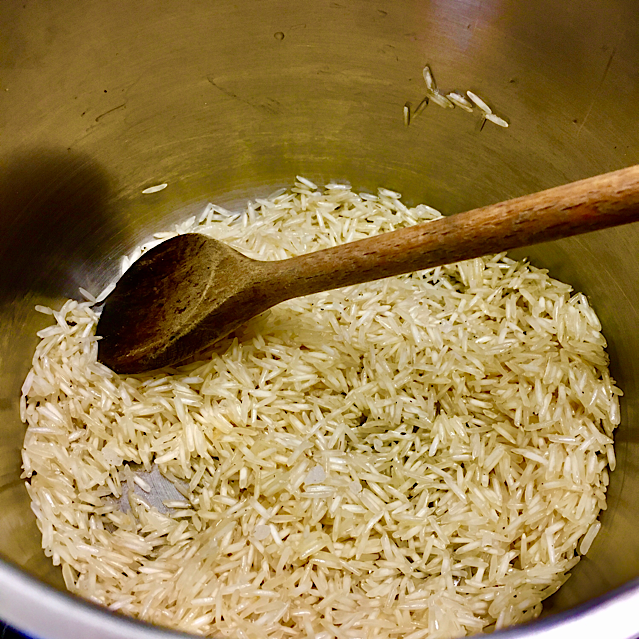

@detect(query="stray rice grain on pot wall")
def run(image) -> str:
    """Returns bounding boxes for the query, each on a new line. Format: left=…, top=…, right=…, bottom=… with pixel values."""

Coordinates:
left=21, top=178, right=620, bottom=639
left=406, top=66, right=509, bottom=129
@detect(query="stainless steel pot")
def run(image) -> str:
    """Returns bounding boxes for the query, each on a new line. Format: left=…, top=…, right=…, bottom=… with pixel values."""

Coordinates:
left=1, top=1, right=639, bottom=637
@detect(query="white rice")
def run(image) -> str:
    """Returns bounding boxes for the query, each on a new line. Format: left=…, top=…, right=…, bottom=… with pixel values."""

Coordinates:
left=466, top=91, right=492, bottom=114
left=404, top=103, right=411, bottom=127
left=21, top=179, right=621, bottom=639
left=423, top=65, right=436, bottom=91
left=415, top=65, right=509, bottom=128
left=427, top=91, right=454, bottom=109
left=141, top=183, right=168, bottom=194
left=485, top=113, right=509, bottom=128
left=446, top=92, right=474, bottom=112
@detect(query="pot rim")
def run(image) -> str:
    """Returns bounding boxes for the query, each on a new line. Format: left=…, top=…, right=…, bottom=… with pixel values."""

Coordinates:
left=1, top=556, right=638, bottom=639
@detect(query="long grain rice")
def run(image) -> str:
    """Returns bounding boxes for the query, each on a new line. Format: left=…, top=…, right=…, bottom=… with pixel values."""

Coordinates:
left=22, top=179, right=620, bottom=639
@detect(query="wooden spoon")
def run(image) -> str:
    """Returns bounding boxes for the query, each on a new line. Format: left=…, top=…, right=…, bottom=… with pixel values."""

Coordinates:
left=97, top=165, right=639, bottom=374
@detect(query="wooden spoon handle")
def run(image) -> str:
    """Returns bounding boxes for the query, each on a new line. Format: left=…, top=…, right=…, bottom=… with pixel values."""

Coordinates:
left=270, top=165, right=639, bottom=299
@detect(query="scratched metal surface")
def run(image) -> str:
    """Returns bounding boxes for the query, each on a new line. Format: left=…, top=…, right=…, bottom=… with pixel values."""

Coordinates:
left=1, top=0, right=639, bottom=637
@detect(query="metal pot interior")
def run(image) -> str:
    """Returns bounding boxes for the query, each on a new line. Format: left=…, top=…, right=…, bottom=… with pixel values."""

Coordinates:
left=1, top=1, right=639, bottom=637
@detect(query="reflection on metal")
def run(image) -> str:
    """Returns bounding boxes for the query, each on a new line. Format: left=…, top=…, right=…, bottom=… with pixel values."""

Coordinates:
left=1, top=0, right=639, bottom=637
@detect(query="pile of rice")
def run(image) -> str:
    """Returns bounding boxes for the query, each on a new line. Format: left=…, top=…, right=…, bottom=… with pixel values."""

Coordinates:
left=21, top=179, right=620, bottom=639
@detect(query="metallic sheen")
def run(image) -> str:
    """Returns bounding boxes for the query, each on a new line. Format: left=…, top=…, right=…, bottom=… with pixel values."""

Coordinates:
left=1, top=0, right=639, bottom=637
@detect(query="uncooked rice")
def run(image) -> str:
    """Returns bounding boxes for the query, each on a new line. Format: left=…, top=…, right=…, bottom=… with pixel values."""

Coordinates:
left=446, top=93, right=474, bottom=113
left=21, top=179, right=621, bottom=639
left=423, top=65, right=436, bottom=91
left=466, top=91, right=492, bottom=114
left=427, top=91, right=454, bottom=109
left=141, top=183, right=169, bottom=194
left=404, top=103, right=411, bottom=127
left=485, top=114, right=509, bottom=129
left=412, top=65, right=508, bottom=129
